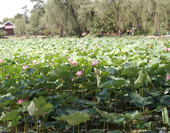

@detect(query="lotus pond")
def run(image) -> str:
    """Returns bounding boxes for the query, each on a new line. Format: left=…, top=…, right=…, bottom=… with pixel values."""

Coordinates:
left=0, top=38, right=170, bottom=133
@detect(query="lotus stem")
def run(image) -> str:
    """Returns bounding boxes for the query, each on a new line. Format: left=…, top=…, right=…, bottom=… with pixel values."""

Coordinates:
left=82, top=75, right=84, bottom=98
left=103, top=122, right=106, bottom=132
left=37, top=117, right=38, bottom=133
left=15, top=126, right=17, bottom=133
left=78, top=124, right=80, bottom=133
left=115, top=93, right=117, bottom=114
left=23, top=113, right=27, bottom=132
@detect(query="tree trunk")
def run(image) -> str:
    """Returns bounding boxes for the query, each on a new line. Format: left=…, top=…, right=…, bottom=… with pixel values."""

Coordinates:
left=155, top=12, right=158, bottom=35
left=59, top=26, right=64, bottom=37
left=69, top=5, right=82, bottom=37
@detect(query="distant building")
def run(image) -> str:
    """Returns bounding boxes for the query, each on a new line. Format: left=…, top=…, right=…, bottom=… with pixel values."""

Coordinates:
left=0, top=21, right=15, bottom=35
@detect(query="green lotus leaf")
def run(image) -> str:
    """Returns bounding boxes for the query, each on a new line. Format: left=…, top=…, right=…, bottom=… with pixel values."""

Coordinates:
left=162, top=107, right=170, bottom=126
left=108, top=130, right=123, bottom=133
left=129, top=92, right=144, bottom=107
left=164, top=64, right=170, bottom=73
left=125, top=110, right=141, bottom=120
left=27, top=96, right=53, bottom=116
left=56, top=111, right=90, bottom=126
left=27, top=68, right=35, bottom=75
left=112, top=117, right=125, bottom=123
left=147, top=91, right=160, bottom=97
left=97, top=89, right=110, bottom=100
left=4, top=79, right=16, bottom=87
left=94, top=107, right=110, bottom=118
left=122, top=67, right=139, bottom=77
left=88, top=129, right=103, bottom=133
left=134, top=70, right=146, bottom=85
left=160, top=95, right=170, bottom=105
left=21, top=101, right=31, bottom=109
left=38, top=67, right=50, bottom=75
left=50, top=67, right=70, bottom=79
left=136, top=121, right=146, bottom=129
left=8, top=115, right=21, bottom=127
left=104, top=66, right=116, bottom=75
left=36, top=103, right=53, bottom=116
left=0, top=93, right=15, bottom=107
left=0, top=110, right=19, bottom=122
left=27, top=101, right=36, bottom=115
left=144, top=96, right=154, bottom=106
left=100, top=77, right=126, bottom=89
left=33, top=96, right=46, bottom=109
left=0, top=69, right=6, bottom=79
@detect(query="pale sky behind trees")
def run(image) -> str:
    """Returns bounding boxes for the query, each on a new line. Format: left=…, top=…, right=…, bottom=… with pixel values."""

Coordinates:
left=0, top=0, right=35, bottom=22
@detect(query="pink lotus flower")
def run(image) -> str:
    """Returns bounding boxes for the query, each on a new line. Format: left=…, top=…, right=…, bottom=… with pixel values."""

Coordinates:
left=168, top=48, right=170, bottom=52
left=79, top=47, right=82, bottom=50
left=91, top=61, right=98, bottom=66
left=42, top=112, right=47, bottom=116
left=68, top=58, right=72, bottom=62
left=76, top=71, right=83, bottom=77
left=22, top=65, right=29, bottom=69
left=149, top=60, right=152, bottom=63
left=166, top=75, right=170, bottom=80
left=18, top=99, right=23, bottom=104
left=0, top=59, right=4, bottom=63
left=123, top=57, right=127, bottom=60
left=6, top=75, right=10, bottom=79
left=40, top=72, right=44, bottom=76
left=133, top=49, right=136, bottom=53
left=161, top=44, right=164, bottom=48
left=51, top=62, right=53, bottom=66
left=164, top=48, right=167, bottom=52
left=32, top=60, right=37, bottom=64
left=72, top=78, right=74, bottom=81
left=72, top=61, right=77, bottom=66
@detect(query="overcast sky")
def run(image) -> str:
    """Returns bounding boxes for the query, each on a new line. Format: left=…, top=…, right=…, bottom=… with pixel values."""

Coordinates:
left=0, top=0, right=38, bottom=22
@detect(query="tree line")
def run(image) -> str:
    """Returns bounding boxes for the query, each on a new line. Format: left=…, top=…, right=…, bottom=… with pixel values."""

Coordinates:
left=1, top=0, right=170, bottom=37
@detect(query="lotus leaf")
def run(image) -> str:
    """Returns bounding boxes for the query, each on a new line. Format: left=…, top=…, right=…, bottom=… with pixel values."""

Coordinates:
left=160, top=95, right=170, bottom=105
left=56, top=111, right=90, bottom=126
left=108, top=130, right=123, bottom=133
left=162, top=107, right=170, bottom=126
left=134, top=70, right=146, bottom=85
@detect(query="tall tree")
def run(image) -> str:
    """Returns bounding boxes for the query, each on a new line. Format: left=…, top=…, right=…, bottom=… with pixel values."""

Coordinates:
left=30, top=0, right=45, bottom=16
left=22, top=5, right=30, bottom=23
left=28, top=13, right=42, bottom=35
left=14, top=19, right=26, bottom=36
left=45, top=0, right=82, bottom=37
left=150, top=0, right=170, bottom=35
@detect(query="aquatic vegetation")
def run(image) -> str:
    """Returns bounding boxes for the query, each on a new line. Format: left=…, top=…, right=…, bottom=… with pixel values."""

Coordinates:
left=0, top=38, right=170, bottom=132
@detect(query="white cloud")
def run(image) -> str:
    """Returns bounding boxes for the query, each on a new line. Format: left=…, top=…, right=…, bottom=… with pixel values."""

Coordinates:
left=0, top=0, right=35, bottom=22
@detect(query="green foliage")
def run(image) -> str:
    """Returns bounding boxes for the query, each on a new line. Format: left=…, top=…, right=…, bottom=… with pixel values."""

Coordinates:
left=28, top=13, right=42, bottom=35
left=0, top=31, right=7, bottom=38
left=56, top=112, right=90, bottom=126
left=162, top=107, right=170, bottom=126
left=27, top=96, right=53, bottom=116
left=14, top=19, right=26, bottom=36
left=0, top=110, right=21, bottom=127
left=0, top=38, right=170, bottom=132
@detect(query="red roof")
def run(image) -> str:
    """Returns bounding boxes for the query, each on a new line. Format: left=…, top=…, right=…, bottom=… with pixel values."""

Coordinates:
left=0, top=21, right=15, bottom=29
left=5, top=26, right=15, bottom=29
